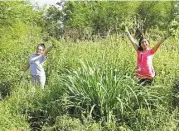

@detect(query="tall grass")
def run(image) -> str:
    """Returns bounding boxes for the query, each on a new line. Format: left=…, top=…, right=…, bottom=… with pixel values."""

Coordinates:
left=0, top=34, right=179, bottom=130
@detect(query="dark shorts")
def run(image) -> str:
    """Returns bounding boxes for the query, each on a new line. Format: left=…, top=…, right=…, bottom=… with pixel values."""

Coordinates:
left=138, top=78, right=154, bottom=86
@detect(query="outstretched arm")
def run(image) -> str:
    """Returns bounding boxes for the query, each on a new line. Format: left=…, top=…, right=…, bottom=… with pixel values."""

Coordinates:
left=152, top=34, right=169, bottom=53
left=125, top=27, right=139, bottom=51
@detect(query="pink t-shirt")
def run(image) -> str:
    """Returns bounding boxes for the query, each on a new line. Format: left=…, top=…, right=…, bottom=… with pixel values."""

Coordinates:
left=135, top=49, right=155, bottom=79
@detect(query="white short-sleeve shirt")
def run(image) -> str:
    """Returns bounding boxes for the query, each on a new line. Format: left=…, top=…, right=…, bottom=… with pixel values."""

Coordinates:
left=29, top=54, right=46, bottom=76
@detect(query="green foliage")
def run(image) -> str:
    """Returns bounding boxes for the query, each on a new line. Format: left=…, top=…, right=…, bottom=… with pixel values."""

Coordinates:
left=168, top=19, right=179, bottom=36
left=46, top=115, right=83, bottom=131
left=0, top=0, right=45, bottom=94
left=44, top=1, right=179, bottom=40
left=0, top=1, right=43, bottom=27
left=1, top=1, right=179, bottom=131
left=129, top=106, right=179, bottom=130
left=1, top=36, right=179, bottom=130
left=52, top=1, right=139, bottom=39
left=43, top=5, right=63, bottom=39
left=137, top=2, right=176, bottom=32
left=61, top=60, right=164, bottom=123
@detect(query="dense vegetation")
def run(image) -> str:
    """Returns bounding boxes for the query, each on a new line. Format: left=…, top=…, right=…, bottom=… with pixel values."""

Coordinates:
left=0, top=1, right=179, bottom=131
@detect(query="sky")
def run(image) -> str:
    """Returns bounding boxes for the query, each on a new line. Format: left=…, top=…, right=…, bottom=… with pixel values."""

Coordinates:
left=29, top=0, right=61, bottom=7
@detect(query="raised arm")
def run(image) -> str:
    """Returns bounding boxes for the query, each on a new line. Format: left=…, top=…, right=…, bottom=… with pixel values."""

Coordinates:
left=30, top=54, right=44, bottom=62
left=43, top=44, right=54, bottom=56
left=43, top=38, right=57, bottom=56
left=125, top=27, right=139, bottom=51
left=152, top=34, right=169, bottom=53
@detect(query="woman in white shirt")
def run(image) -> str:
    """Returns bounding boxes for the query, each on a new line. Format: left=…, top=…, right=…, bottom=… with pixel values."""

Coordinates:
left=22, top=43, right=54, bottom=88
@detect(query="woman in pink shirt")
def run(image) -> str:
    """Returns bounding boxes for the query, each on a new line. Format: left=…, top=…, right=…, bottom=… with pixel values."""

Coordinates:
left=125, top=28, right=169, bottom=86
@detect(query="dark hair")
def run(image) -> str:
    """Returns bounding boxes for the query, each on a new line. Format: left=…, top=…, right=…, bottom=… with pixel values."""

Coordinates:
left=37, top=43, right=46, bottom=49
left=138, top=37, right=150, bottom=51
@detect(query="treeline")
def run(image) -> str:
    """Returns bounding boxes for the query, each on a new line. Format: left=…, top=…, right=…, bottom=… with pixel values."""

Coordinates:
left=1, top=1, right=178, bottom=41
left=44, top=1, right=179, bottom=40
left=0, top=1, right=43, bottom=30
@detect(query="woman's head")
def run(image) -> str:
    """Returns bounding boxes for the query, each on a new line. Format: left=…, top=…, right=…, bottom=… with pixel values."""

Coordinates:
left=36, top=43, right=45, bottom=55
left=138, top=37, right=150, bottom=51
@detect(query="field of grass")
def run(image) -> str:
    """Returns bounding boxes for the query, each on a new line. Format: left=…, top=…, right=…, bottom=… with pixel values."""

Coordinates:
left=0, top=25, right=179, bottom=130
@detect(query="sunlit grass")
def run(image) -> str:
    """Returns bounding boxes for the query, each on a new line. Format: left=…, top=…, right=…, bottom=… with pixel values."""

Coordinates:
left=0, top=33, right=179, bottom=130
